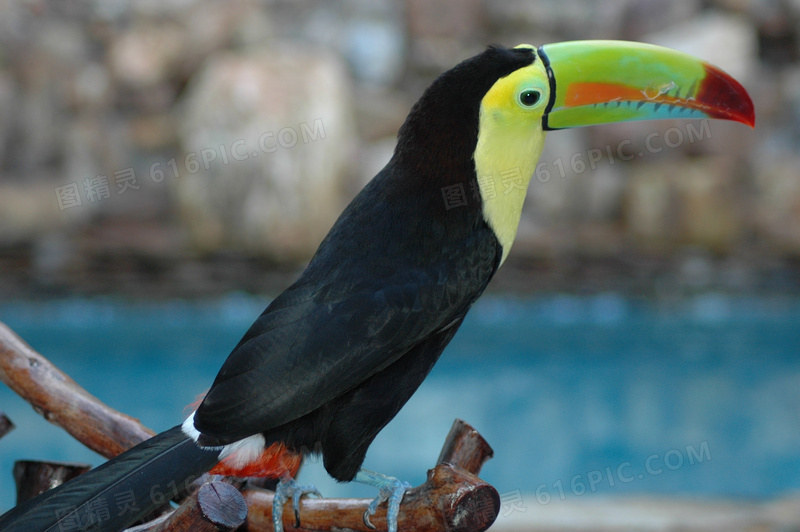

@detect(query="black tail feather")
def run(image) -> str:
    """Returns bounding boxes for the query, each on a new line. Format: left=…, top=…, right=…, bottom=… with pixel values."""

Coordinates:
left=0, top=426, right=220, bottom=532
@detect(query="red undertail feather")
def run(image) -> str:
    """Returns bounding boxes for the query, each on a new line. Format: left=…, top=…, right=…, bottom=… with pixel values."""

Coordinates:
left=210, top=442, right=303, bottom=478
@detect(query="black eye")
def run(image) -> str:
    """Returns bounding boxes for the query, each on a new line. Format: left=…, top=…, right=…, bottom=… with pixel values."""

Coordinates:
left=519, top=89, right=541, bottom=107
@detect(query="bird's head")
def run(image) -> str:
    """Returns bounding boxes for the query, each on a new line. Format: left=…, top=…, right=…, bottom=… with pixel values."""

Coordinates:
left=481, top=41, right=754, bottom=132
left=466, top=40, right=755, bottom=263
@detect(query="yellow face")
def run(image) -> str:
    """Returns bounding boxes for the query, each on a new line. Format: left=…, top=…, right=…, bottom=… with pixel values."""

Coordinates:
left=473, top=46, right=550, bottom=265
left=480, top=46, right=550, bottom=125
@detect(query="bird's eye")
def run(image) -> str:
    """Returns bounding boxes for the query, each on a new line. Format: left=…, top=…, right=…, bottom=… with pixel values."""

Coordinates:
left=519, top=89, right=541, bottom=107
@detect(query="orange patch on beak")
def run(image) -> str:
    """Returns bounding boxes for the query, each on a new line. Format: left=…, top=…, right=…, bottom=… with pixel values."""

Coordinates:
left=563, top=82, right=646, bottom=107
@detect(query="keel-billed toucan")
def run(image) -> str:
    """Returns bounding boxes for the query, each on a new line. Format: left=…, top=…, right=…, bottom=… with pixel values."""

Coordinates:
left=0, top=41, right=753, bottom=532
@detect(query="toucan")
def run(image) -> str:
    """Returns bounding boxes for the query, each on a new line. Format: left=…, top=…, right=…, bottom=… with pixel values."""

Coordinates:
left=0, top=41, right=753, bottom=532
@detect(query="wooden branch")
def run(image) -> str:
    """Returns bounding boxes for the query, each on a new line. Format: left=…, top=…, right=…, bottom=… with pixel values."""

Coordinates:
left=239, top=419, right=499, bottom=532
left=125, top=481, right=247, bottom=532
left=436, top=418, right=494, bottom=474
left=0, top=320, right=501, bottom=532
left=13, top=460, right=91, bottom=504
left=0, top=410, right=14, bottom=440
left=241, top=463, right=498, bottom=532
left=0, top=321, right=155, bottom=458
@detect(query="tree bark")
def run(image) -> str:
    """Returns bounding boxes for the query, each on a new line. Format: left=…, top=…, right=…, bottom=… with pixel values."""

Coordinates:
left=0, top=321, right=154, bottom=459
left=241, top=463, right=498, bottom=532
left=12, top=460, right=92, bottom=504
left=125, top=481, right=247, bottom=532
left=0, top=320, right=500, bottom=532
left=239, top=419, right=499, bottom=532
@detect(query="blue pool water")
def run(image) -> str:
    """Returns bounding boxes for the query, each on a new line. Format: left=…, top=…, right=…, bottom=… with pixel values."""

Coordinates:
left=0, top=293, right=799, bottom=512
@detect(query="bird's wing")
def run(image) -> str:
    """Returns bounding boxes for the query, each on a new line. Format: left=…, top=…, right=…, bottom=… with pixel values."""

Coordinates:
left=193, top=266, right=480, bottom=444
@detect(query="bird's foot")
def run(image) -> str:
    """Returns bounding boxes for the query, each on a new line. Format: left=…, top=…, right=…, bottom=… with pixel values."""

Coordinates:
left=272, top=475, right=322, bottom=532
left=354, top=469, right=411, bottom=532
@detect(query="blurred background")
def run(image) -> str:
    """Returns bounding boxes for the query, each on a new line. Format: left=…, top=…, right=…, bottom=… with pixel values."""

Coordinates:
left=0, top=0, right=799, bottom=530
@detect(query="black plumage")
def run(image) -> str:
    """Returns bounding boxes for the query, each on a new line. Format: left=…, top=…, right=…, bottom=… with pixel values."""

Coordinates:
left=195, top=45, right=538, bottom=480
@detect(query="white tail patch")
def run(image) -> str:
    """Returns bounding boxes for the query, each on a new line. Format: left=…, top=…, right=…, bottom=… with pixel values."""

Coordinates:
left=181, top=411, right=204, bottom=444
left=181, top=411, right=266, bottom=468
left=217, top=433, right=267, bottom=467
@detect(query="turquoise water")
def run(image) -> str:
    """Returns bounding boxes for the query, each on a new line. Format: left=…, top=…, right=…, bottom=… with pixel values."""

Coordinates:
left=0, top=293, right=799, bottom=512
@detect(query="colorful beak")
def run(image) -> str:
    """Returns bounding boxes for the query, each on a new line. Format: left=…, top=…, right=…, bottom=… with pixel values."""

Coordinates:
left=537, top=40, right=755, bottom=130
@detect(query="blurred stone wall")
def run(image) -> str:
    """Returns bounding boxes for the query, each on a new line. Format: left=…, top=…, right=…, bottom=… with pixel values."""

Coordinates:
left=0, top=0, right=797, bottom=297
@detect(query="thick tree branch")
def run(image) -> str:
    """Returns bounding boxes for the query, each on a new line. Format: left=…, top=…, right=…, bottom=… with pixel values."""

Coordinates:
left=12, top=460, right=92, bottom=505
left=125, top=481, right=247, bottom=532
left=0, top=321, right=154, bottom=458
left=0, top=320, right=500, bottom=532
left=240, top=419, right=499, bottom=532
left=436, top=418, right=494, bottom=473
left=241, top=463, right=498, bottom=532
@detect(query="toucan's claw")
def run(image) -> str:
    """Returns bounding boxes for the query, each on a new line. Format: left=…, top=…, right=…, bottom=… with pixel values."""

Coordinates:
left=272, top=476, right=322, bottom=532
left=355, top=469, right=410, bottom=532
left=293, top=485, right=322, bottom=527
left=363, top=510, right=377, bottom=531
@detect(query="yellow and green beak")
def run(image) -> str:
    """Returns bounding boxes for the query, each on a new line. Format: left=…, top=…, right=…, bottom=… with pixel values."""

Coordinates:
left=537, top=40, right=755, bottom=130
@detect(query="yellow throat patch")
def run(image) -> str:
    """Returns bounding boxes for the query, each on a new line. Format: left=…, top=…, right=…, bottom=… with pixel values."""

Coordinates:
left=473, top=55, right=549, bottom=266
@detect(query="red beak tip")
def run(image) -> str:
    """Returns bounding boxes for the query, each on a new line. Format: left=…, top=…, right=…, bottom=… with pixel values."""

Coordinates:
left=700, top=63, right=756, bottom=129
left=738, top=106, right=756, bottom=128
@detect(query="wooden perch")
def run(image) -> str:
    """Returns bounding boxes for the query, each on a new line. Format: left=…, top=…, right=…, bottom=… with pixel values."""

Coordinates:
left=242, top=463, right=498, bottom=532
left=125, top=481, right=247, bottom=532
left=436, top=418, right=494, bottom=472
left=13, top=460, right=91, bottom=504
left=0, top=321, right=154, bottom=458
left=0, top=320, right=500, bottom=532
left=240, top=419, right=499, bottom=532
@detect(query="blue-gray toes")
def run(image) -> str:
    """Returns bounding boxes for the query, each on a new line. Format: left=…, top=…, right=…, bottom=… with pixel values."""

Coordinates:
left=354, top=469, right=411, bottom=532
left=272, top=476, right=322, bottom=532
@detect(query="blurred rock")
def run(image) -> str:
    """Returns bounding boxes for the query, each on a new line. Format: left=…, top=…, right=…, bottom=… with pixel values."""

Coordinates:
left=624, top=161, right=675, bottom=250
left=0, top=1, right=794, bottom=294
left=6, top=17, right=89, bottom=175
left=69, top=62, right=111, bottom=110
left=584, top=164, right=627, bottom=221
left=485, top=0, right=638, bottom=41
left=0, top=72, right=14, bottom=170
left=619, top=0, right=701, bottom=39
left=756, top=3, right=800, bottom=66
left=351, top=86, right=411, bottom=141
left=646, top=11, right=757, bottom=82
left=407, top=0, right=484, bottom=39
left=129, top=114, right=176, bottom=152
left=176, top=45, right=356, bottom=262
left=754, top=156, right=800, bottom=254
left=527, top=128, right=586, bottom=223
left=345, top=18, right=405, bottom=85
left=0, top=182, right=89, bottom=245
left=285, top=0, right=406, bottom=86
left=677, top=159, right=741, bottom=253
left=108, top=24, right=186, bottom=90
left=406, top=0, right=486, bottom=72
left=624, top=158, right=742, bottom=253
left=512, top=129, right=628, bottom=258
